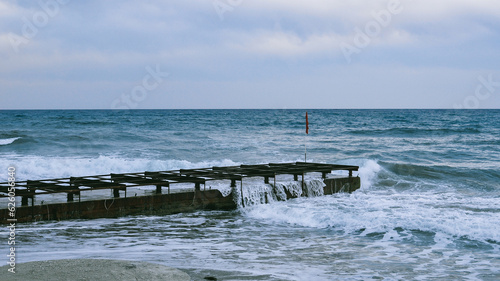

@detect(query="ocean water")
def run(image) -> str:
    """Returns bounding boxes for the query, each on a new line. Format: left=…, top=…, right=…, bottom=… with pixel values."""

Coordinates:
left=0, top=109, right=499, bottom=280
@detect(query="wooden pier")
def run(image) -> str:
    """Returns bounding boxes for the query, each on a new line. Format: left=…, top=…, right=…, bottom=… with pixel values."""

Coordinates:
left=0, top=162, right=360, bottom=223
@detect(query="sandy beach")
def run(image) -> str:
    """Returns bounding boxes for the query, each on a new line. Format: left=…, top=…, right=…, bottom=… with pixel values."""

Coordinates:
left=0, top=259, right=191, bottom=281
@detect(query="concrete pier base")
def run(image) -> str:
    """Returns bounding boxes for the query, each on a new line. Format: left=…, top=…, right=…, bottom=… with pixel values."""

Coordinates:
left=324, top=176, right=361, bottom=194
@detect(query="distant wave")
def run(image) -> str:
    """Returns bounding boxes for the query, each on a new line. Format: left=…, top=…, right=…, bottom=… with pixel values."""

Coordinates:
left=348, top=127, right=481, bottom=136
left=0, top=137, right=20, bottom=146
left=0, top=156, right=240, bottom=181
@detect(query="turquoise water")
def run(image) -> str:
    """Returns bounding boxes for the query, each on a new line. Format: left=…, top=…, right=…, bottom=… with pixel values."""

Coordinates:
left=1, top=109, right=499, bottom=280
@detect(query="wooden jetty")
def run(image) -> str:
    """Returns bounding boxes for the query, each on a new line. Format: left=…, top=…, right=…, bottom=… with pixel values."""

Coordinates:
left=0, top=162, right=360, bottom=224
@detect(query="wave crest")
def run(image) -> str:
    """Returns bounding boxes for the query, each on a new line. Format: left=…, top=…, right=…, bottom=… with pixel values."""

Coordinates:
left=0, top=137, right=21, bottom=146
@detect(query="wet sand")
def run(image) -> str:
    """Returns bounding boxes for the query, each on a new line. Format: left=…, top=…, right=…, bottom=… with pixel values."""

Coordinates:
left=0, top=259, right=191, bottom=281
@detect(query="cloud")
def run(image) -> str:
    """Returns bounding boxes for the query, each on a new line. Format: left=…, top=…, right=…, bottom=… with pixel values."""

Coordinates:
left=0, top=1, right=24, bottom=18
left=243, top=0, right=500, bottom=20
left=1, top=0, right=500, bottom=108
left=3, top=1, right=497, bottom=63
left=401, top=0, right=500, bottom=20
left=227, top=30, right=342, bottom=57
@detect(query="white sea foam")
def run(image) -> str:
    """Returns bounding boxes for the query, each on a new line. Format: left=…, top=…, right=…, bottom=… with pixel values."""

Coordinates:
left=0, top=137, right=20, bottom=146
left=235, top=179, right=326, bottom=208
left=0, top=156, right=239, bottom=181
left=238, top=161, right=500, bottom=243
left=245, top=191, right=500, bottom=244
left=357, top=159, right=381, bottom=190
left=328, top=158, right=382, bottom=190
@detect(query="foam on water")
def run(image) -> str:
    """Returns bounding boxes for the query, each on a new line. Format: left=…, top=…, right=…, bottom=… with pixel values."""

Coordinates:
left=358, top=159, right=381, bottom=190
left=241, top=160, right=500, bottom=245
left=11, top=202, right=499, bottom=280
left=239, top=190, right=500, bottom=279
left=245, top=189, right=500, bottom=244
left=329, top=158, right=381, bottom=190
left=236, top=179, right=326, bottom=208
left=0, top=137, right=20, bottom=146
left=0, top=156, right=239, bottom=181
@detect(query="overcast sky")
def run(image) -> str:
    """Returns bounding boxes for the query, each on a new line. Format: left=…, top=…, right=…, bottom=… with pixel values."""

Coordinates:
left=1, top=0, right=500, bottom=109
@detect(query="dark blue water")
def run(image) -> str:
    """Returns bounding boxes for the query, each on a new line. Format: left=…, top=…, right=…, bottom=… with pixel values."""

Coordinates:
left=1, top=109, right=499, bottom=280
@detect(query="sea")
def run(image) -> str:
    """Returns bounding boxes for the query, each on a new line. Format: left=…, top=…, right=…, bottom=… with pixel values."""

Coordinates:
left=0, top=109, right=499, bottom=280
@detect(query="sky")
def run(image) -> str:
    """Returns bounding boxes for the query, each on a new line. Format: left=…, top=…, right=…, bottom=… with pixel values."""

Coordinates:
left=1, top=0, right=500, bottom=109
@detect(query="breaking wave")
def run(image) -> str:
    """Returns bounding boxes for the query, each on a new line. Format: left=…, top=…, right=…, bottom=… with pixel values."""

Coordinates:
left=0, top=137, right=20, bottom=146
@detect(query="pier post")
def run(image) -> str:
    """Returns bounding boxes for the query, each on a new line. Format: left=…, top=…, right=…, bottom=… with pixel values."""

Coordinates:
left=156, top=185, right=162, bottom=194
left=264, top=176, right=269, bottom=184
left=21, top=196, right=29, bottom=206
left=195, top=182, right=201, bottom=191
left=294, top=174, right=298, bottom=181
left=240, top=179, right=244, bottom=207
left=25, top=181, right=35, bottom=207
left=349, top=170, right=353, bottom=178
left=68, top=179, right=78, bottom=202
left=113, top=188, right=120, bottom=198
left=230, top=179, right=236, bottom=188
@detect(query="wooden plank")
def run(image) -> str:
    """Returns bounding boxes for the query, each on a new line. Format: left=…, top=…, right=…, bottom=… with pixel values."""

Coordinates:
left=69, top=177, right=125, bottom=189
left=110, top=174, right=169, bottom=186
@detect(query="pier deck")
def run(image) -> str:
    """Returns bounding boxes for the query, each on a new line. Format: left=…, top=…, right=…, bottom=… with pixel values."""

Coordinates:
left=1, top=162, right=360, bottom=223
